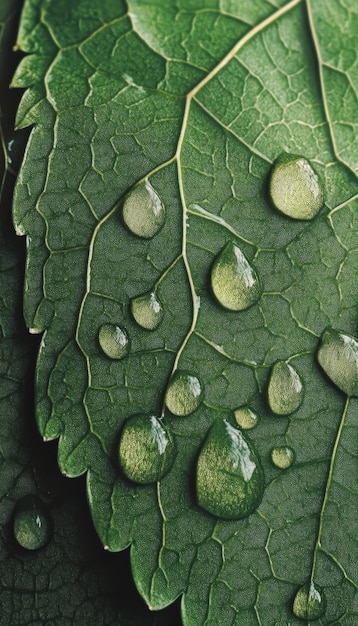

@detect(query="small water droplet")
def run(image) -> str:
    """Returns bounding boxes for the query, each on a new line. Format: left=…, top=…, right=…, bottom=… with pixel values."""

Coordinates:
left=268, top=360, right=304, bottom=415
left=211, top=242, right=261, bottom=311
left=317, top=328, right=358, bottom=396
left=13, top=496, right=52, bottom=550
left=118, top=414, right=176, bottom=484
left=122, top=180, right=165, bottom=239
left=269, top=153, right=324, bottom=220
left=98, top=323, right=130, bottom=360
left=165, top=370, right=203, bottom=416
left=131, top=290, right=164, bottom=330
left=292, top=581, right=326, bottom=621
left=271, top=445, right=295, bottom=469
left=234, top=406, right=259, bottom=430
left=196, top=419, right=264, bottom=520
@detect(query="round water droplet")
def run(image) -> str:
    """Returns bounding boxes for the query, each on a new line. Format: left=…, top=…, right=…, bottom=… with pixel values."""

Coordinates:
left=98, top=323, right=130, bottom=360
left=271, top=446, right=295, bottom=469
left=118, top=414, right=176, bottom=484
left=122, top=180, right=165, bottom=239
left=196, top=419, right=264, bottom=520
left=234, top=406, right=260, bottom=430
left=13, top=496, right=52, bottom=550
left=165, top=370, right=203, bottom=416
left=268, top=360, right=304, bottom=415
left=131, top=291, right=164, bottom=330
left=269, top=153, right=324, bottom=220
left=317, top=328, right=358, bottom=397
left=211, top=242, right=261, bottom=311
left=292, top=581, right=326, bottom=621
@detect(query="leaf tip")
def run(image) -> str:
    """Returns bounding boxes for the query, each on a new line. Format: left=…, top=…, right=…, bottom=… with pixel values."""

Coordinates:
left=15, top=225, right=26, bottom=236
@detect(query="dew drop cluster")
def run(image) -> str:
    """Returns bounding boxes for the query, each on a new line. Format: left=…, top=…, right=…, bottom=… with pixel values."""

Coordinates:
left=96, top=151, right=357, bottom=548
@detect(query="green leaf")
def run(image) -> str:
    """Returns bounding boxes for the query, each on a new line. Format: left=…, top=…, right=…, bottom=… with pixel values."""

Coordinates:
left=0, top=2, right=180, bottom=624
left=12, top=0, right=358, bottom=624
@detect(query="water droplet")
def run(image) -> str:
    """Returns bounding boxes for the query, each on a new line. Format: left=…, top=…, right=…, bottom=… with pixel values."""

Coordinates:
left=271, top=446, right=295, bottom=469
left=269, top=153, right=324, bottom=220
left=317, top=328, right=358, bottom=397
left=234, top=406, right=260, bottom=430
left=122, top=180, right=165, bottom=239
left=268, top=361, right=304, bottom=415
left=211, top=242, right=261, bottom=311
left=98, top=323, right=130, bottom=360
left=118, top=414, right=176, bottom=484
left=196, top=419, right=264, bottom=520
left=13, top=496, right=52, bottom=550
left=165, top=370, right=203, bottom=416
left=131, top=290, right=164, bottom=330
left=292, top=581, right=326, bottom=621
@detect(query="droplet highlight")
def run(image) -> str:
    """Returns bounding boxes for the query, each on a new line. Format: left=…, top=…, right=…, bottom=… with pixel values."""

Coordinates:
left=122, top=180, right=165, bottom=239
left=211, top=242, right=261, bottom=311
left=98, top=323, right=130, bottom=360
left=269, top=153, right=324, bottom=220
left=271, top=446, right=295, bottom=469
left=118, top=414, right=176, bottom=484
left=165, top=370, right=203, bottom=416
left=234, top=406, right=259, bottom=430
left=268, top=361, right=304, bottom=415
left=317, top=328, right=358, bottom=397
left=13, top=496, right=52, bottom=550
left=292, top=581, right=326, bottom=621
left=196, top=419, right=264, bottom=520
left=131, top=290, right=164, bottom=330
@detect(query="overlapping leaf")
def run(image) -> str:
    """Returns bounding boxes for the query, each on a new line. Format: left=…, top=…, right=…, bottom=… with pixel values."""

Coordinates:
left=12, top=0, right=358, bottom=624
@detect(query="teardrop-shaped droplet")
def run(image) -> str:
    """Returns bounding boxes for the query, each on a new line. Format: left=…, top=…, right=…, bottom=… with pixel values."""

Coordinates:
left=211, top=242, right=261, bottom=311
left=269, top=153, right=324, bottom=220
left=271, top=445, right=295, bottom=469
left=268, top=361, right=304, bottom=415
left=165, top=370, right=203, bottom=416
left=13, top=496, right=52, bottom=550
left=98, top=323, right=130, bottom=360
left=122, top=180, right=165, bottom=239
left=118, top=414, right=176, bottom=484
left=234, top=406, right=260, bottom=430
left=196, top=419, right=264, bottom=520
left=317, top=328, right=358, bottom=397
left=131, top=291, right=164, bottom=330
left=292, top=581, right=326, bottom=621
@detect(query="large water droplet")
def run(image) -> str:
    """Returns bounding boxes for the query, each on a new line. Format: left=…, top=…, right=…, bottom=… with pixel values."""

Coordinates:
left=211, top=242, right=261, bottom=311
left=292, top=581, right=326, bottom=621
left=131, top=290, right=164, bottom=330
left=122, top=180, right=165, bottom=238
left=165, top=370, right=203, bottom=416
left=271, top=445, right=295, bottom=469
left=317, top=328, right=358, bottom=396
left=234, top=406, right=260, bottom=430
left=196, top=419, right=264, bottom=520
left=268, top=361, right=304, bottom=415
left=269, top=153, right=324, bottom=220
left=13, top=496, right=52, bottom=550
left=118, top=414, right=176, bottom=484
left=98, top=323, right=130, bottom=360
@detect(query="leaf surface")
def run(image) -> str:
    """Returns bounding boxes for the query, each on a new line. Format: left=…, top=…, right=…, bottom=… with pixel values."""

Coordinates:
left=12, top=0, right=358, bottom=624
left=1, top=2, right=180, bottom=624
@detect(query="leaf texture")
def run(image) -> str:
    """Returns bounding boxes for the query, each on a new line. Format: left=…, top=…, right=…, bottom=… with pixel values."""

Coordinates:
left=12, top=0, right=358, bottom=624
